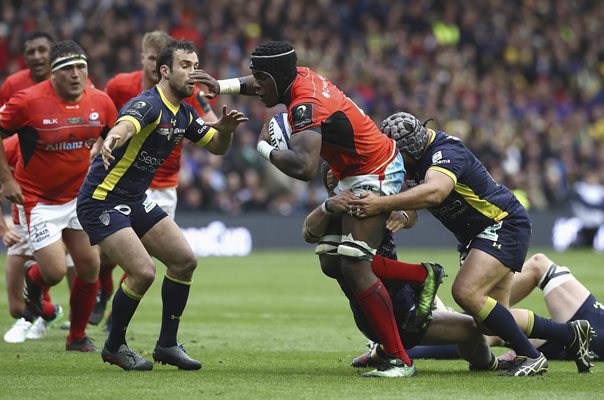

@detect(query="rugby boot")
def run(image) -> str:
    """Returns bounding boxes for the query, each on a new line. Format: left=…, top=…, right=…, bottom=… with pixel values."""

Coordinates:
left=102, top=343, right=153, bottom=371
left=415, top=263, right=446, bottom=328
left=153, top=343, right=202, bottom=370
left=566, top=319, right=596, bottom=373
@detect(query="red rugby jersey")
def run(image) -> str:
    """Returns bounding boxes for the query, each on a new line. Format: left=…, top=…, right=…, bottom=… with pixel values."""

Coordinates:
left=3, top=135, right=20, bottom=224
left=105, top=70, right=210, bottom=189
left=288, top=67, right=397, bottom=180
left=0, top=81, right=117, bottom=206
left=0, top=69, right=35, bottom=105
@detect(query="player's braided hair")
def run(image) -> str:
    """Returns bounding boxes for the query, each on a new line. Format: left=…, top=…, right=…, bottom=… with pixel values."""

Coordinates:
left=250, top=41, right=298, bottom=103
left=380, top=112, right=430, bottom=160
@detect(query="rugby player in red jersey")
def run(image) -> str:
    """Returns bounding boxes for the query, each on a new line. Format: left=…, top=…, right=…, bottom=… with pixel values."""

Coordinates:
left=1, top=32, right=68, bottom=343
left=198, top=41, right=417, bottom=378
left=93, top=31, right=218, bottom=329
left=0, top=40, right=118, bottom=352
left=0, top=32, right=54, bottom=104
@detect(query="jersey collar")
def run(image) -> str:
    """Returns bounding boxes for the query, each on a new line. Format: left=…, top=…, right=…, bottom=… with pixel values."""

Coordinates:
left=156, top=85, right=180, bottom=115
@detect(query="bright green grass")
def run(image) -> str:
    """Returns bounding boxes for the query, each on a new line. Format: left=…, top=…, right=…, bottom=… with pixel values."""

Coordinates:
left=0, top=249, right=603, bottom=400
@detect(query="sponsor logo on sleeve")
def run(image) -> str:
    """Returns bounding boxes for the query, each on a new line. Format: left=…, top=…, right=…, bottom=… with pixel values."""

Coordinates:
left=124, top=100, right=153, bottom=119
left=291, top=103, right=313, bottom=130
left=432, top=150, right=450, bottom=165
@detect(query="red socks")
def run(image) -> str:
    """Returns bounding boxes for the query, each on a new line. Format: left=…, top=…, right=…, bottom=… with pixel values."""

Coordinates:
left=68, top=277, right=98, bottom=342
left=98, top=262, right=116, bottom=296
left=371, top=255, right=427, bottom=285
left=355, top=280, right=412, bottom=366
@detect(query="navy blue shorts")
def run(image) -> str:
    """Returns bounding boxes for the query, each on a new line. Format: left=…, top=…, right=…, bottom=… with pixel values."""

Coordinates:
left=458, top=209, right=531, bottom=272
left=76, top=193, right=168, bottom=245
left=537, top=294, right=604, bottom=360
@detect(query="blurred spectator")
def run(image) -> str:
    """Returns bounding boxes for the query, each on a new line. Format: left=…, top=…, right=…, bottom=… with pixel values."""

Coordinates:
left=2, top=0, right=604, bottom=215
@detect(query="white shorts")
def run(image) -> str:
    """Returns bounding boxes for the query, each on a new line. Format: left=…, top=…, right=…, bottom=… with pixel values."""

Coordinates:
left=334, top=152, right=405, bottom=196
left=17, top=197, right=82, bottom=251
left=6, top=223, right=34, bottom=257
left=145, top=187, right=177, bottom=219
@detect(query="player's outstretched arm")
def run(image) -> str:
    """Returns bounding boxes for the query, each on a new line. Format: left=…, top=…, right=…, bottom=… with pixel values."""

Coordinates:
left=204, top=105, right=249, bottom=155
left=101, top=120, right=136, bottom=170
left=191, top=70, right=256, bottom=98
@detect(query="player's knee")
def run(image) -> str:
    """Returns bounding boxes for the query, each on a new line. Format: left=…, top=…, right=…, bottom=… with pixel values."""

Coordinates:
left=451, top=284, right=476, bottom=311
left=181, top=254, right=198, bottom=274
left=337, top=234, right=376, bottom=261
left=524, top=253, right=551, bottom=275
left=136, top=267, right=157, bottom=288
left=42, top=268, right=66, bottom=286
left=169, top=253, right=197, bottom=277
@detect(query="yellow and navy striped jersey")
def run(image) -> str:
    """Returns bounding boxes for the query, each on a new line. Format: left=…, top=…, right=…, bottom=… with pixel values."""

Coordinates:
left=80, top=85, right=216, bottom=201
left=405, top=131, right=525, bottom=244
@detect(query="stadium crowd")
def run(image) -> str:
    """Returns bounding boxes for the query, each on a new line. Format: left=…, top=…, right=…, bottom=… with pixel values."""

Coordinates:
left=1, top=0, right=604, bottom=215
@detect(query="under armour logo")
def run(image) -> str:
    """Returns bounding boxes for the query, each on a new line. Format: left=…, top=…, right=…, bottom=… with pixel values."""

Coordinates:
left=170, top=315, right=181, bottom=320
left=492, top=242, right=502, bottom=249
left=171, top=118, right=177, bottom=127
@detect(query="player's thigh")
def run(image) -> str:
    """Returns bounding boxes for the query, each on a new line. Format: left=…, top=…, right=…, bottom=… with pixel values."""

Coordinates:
left=32, top=239, right=68, bottom=283
left=99, top=227, right=156, bottom=280
left=454, top=248, right=512, bottom=298
left=341, top=212, right=387, bottom=249
left=62, top=228, right=100, bottom=282
left=141, top=217, right=196, bottom=274
left=544, top=280, right=591, bottom=322
left=421, top=310, right=480, bottom=345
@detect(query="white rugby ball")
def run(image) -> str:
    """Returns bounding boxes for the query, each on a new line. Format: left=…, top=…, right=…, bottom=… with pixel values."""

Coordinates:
left=268, top=112, right=292, bottom=150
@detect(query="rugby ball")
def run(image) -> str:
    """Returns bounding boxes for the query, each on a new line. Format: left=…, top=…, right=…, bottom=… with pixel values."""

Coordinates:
left=268, top=112, right=292, bottom=150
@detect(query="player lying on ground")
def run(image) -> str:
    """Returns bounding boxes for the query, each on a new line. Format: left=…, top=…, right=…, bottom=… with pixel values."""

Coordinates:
left=407, top=253, right=602, bottom=371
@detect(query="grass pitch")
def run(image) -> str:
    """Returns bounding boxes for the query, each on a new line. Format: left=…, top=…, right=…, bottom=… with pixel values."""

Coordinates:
left=0, top=248, right=602, bottom=399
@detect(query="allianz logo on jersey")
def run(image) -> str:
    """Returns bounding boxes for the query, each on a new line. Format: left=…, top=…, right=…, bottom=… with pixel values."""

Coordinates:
left=45, top=137, right=97, bottom=151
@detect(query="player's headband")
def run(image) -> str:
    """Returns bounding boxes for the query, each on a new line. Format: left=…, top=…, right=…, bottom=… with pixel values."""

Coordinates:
left=51, top=54, right=88, bottom=72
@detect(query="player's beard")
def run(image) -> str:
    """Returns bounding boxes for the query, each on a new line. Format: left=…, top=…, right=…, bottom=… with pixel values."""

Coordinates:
left=171, top=80, right=194, bottom=100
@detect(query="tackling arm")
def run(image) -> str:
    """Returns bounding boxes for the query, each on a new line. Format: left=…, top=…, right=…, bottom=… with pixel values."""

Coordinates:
left=302, top=190, right=356, bottom=243
left=349, top=169, right=455, bottom=217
